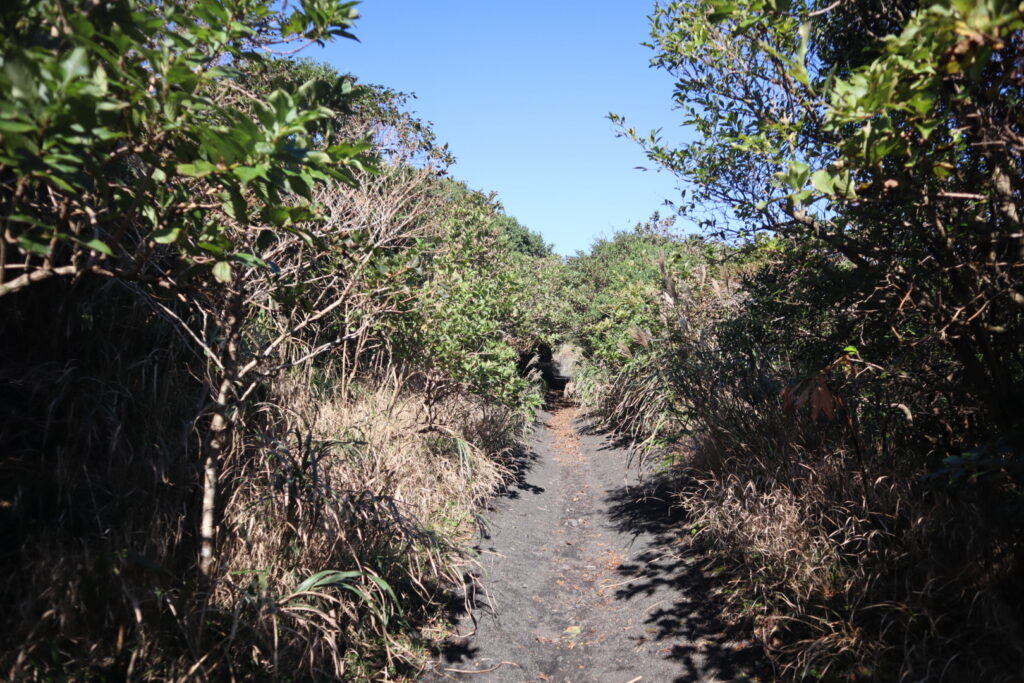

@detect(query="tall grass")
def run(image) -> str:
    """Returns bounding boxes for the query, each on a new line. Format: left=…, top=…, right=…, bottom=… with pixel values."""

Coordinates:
left=672, top=365, right=1024, bottom=680
left=571, top=358, right=675, bottom=458
left=1, top=279, right=206, bottom=680
left=0, top=278, right=527, bottom=681
left=572, top=261, right=1024, bottom=681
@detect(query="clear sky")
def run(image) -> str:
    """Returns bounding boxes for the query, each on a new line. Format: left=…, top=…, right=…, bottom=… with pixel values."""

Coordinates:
left=312, top=1, right=690, bottom=256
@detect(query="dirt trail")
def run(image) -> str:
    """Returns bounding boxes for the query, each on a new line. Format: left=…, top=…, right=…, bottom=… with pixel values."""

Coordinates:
left=425, top=406, right=764, bottom=683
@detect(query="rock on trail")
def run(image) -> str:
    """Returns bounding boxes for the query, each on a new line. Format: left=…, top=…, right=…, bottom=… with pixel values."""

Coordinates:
left=424, top=406, right=765, bottom=683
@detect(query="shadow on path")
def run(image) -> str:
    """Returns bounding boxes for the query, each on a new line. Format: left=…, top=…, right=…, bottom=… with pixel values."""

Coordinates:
left=494, top=443, right=544, bottom=500
left=426, top=410, right=770, bottom=682
left=576, top=419, right=636, bottom=452
left=604, top=472, right=771, bottom=682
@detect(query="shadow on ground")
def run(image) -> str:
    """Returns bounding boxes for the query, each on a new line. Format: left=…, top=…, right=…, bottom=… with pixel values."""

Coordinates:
left=494, top=442, right=544, bottom=500
left=604, top=472, right=772, bottom=682
left=576, top=419, right=637, bottom=452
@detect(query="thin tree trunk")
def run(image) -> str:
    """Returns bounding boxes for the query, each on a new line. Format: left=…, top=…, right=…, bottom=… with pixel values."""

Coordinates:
left=199, top=376, right=232, bottom=577
left=199, top=295, right=242, bottom=578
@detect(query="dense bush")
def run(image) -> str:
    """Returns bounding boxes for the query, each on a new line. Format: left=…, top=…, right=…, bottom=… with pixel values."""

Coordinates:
left=5, top=0, right=1020, bottom=679
left=569, top=0, right=1024, bottom=679
left=563, top=217, right=747, bottom=445
left=0, top=1, right=552, bottom=678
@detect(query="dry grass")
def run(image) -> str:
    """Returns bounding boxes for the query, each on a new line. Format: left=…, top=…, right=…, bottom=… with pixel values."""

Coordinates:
left=677, top=421, right=1024, bottom=681
left=1, top=280, right=205, bottom=680
left=630, top=344, right=1024, bottom=683
left=571, top=360, right=675, bottom=459
left=199, top=374, right=519, bottom=680
left=0, top=280, right=529, bottom=681
left=571, top=264, right=1024, bottom=681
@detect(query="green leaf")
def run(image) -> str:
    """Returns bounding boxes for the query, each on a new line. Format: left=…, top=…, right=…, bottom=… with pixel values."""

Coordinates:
left=914, top=119, right=940, bottom=140
left=336, top=583, right=386, bottom=623
left=17, top=235, right=51, bottom=256
left=197, top=237, right=230, bottom=256
left=65, top=12, right=96, bottom=38
left=92, top=63, right=108, bottom=91
left=211, top=261, right=232, bottom=283
left=231, top=252, right=268, bottom=268
left=706, top=0, right=737, bottom=23
left=262, top=206, right=291, bottom=226
left=0, top=119, right=37, bottom=133
left=294, top=569, right=363, bottom=593
left=778, top=160, right=811, bottom=191
left=798, top=22, right=811, bottom=66
left=221, top=187, right=248, bottom=222
left=152, top=227, right=182, bottom=244
left=60, top=47, right=90, bottom=86
left=811, top=169, right=835, bottom=194
left=932, top=162, right=953, bottom=180
left=43, top=174, right=76, bottom=192
left=364, top=573, right=400, bottom=608
left=791, top=161, right=810, bottom=184
left=232, top=164, right=268, bottom=184
left=832, top=171, right=858, bottom=199
left=6, top=213, right=47, bottom=228
left=176, top=160, right=219, bottom=177
left=791, top=189, right=814, bottom=204
left=909, top=92, right=935, bottom=116
left=81, top=238, right=112, bottom=255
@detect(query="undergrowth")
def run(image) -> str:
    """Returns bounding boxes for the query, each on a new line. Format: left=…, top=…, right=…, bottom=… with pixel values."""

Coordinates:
left=0, top=266, right=531, bottom=681
left=569, top=233, right=1024, bottom=681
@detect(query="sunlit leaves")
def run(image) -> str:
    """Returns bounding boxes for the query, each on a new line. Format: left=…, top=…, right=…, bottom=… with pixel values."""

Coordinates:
left=0, top=0, right=371, bottom=292
left=212, top=261, right=233, bottom=283
left=394, top=180, right=545, bottom=410
left=825, top=0, right=1024, bottom=187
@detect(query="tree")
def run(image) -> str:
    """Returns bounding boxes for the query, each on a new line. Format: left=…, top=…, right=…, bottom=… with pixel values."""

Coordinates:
left=0, top=0, right=375, bottom=576
left=625, top=0, right=1024, bottom=447
left=607, top=0, right=1024, bottom=676
left=0, top=0, right=369, bottom=296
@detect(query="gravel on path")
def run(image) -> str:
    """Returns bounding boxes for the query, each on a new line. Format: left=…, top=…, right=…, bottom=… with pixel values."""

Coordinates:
left=424, top=406, right=766, bottom=683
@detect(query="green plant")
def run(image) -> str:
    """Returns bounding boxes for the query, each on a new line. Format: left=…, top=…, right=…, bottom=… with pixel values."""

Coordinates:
left=0, top=3, right=550, bottom=678
left=0, top=0, right=369, bottom=295
left=583, top=1, right=1024, bottom=675
left=394, top=179, right=547, bottom=413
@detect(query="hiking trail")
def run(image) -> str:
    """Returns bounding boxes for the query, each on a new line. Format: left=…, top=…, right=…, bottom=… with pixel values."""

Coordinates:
left=425, top=405, right=766, bottom=682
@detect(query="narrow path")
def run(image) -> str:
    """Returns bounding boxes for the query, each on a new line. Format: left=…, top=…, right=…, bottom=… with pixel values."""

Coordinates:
left=426, top=406, right=764, bottom=683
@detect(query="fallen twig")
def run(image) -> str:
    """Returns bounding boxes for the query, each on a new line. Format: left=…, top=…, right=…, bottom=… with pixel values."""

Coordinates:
left=443, top=660, right=518, bottom=674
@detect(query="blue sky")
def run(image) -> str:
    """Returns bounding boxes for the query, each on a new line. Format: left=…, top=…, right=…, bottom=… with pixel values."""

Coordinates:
left=312, top=1, right=691, bottom=255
